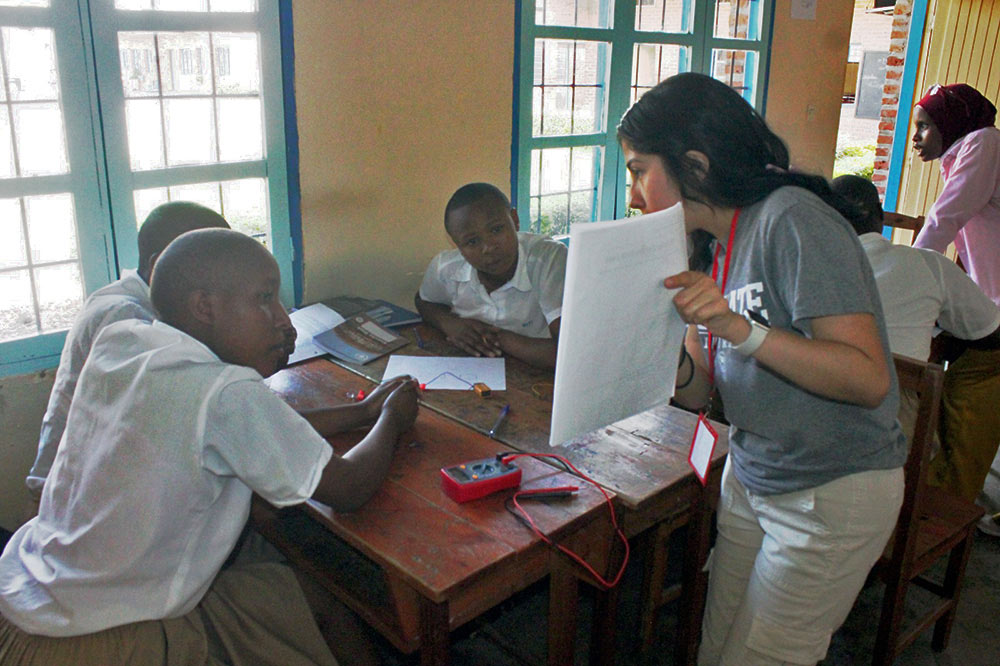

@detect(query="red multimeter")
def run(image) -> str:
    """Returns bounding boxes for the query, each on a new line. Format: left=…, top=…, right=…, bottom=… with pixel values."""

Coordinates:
left=440, top=457, right=522, bottom=503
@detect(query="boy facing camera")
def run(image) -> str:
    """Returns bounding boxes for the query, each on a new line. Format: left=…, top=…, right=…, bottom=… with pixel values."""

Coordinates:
left=0, top=229, right=418, bottom=665
left=415, top=182, right=567, bottom=368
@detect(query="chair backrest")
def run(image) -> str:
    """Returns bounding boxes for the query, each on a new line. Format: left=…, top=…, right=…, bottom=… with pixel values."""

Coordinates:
left=883, top=212, right=926, bottom=245
left=887, top=354, right=945, bottom=566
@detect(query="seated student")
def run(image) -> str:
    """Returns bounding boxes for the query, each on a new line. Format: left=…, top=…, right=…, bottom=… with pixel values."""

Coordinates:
left=0, top=229, right=419, bottom=666
left=25, top=201, right=230, bottom=509
left=832, top=174, right=1000, bottom=512
left=415, top=182, right=567, bottom=369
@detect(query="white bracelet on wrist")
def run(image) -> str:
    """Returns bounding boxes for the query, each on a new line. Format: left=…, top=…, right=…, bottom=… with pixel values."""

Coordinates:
left=733, top=314, right=769, bottom=356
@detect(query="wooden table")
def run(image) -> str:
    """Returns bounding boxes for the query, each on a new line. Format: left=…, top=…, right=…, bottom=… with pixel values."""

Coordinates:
left=254, top=359, right=617, bottom=666
left=329, top=324, right=731, bottom=665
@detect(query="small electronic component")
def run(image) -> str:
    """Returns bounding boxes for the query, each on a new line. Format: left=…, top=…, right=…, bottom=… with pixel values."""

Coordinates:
left=440, top=457, right=521, bottom=503
left=473, top=382, right=491, bottom=397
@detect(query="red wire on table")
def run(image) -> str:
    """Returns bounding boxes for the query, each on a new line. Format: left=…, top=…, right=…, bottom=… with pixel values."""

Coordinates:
left=499, top=452, right=629, bottom=589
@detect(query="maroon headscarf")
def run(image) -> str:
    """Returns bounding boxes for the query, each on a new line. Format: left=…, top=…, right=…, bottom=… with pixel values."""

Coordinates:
left=916, top=83, right=997, bottom=153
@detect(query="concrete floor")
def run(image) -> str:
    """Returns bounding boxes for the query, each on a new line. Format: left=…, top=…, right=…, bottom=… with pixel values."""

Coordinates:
left=367, top=529, right=1000, bottom=666
left=2, top=517, right=996, bottom=665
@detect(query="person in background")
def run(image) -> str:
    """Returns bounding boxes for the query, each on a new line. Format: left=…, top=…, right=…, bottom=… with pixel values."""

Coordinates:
left=912, top=83, right=999, bottom=305
left=25, top=202, right=230, bottom=512
left=619, top=73, right=906, bottom=665
left=831, top=174, right=1000, bottom=457
left=909, top=85, right=1000, bottom=530
left=415, top=182, right=567, bottom=368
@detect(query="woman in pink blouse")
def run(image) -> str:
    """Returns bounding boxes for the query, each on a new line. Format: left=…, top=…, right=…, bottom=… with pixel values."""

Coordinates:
left=911, top=83, right=1000, bottom=526
left=912, top=83, right=1000, bottom=305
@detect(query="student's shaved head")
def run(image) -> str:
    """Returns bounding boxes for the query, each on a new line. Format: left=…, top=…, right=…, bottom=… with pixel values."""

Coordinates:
left=137, top=202, right=229, bottom=281
left=444, top=183, right=512, bottom=234
left=150, top=228, right=272, bottom=328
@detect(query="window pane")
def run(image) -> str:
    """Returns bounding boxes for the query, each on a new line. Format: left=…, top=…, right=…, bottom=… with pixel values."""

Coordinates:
left=3, top=27, right=59, bottom=101
left=36, top=262, right=83, bottom=332
left=631, top=43, right=689, bottom=103
left=713, top=0, right=760, bottom=41
left=115, top=0, right=256, bottom=10
left=0, top=198, right=25, bottom=269
left=0, top=269, right=36, bottom=342
left=13, top=102, right=68, bottom=176
left=533, top=39, right=608, bottom=137
left=125, top=99, right=166, bottom=170
left=221, top=177, right=268, bottom=246
left=635, top=0, right=690, bottom=33
left=217, top=97, right=261, bottom=161
left=529, top=146, right=601, bottom=234
left=0, top=1, right=49, bottom=8
left=209, top=0, right=256, bottom=11
left=26, top=193, right=77, bottom=263
left=536, top=0, right=611, bottom=29
left=158, top=32, right=212, bottom=97
left=0, top=110, right=14, bottom=178
left=119, top=32, right=159, bottom=98
left=213, top=32, right=260, bottom=94
left=168, top=181, right=221, bottom=211
left=164, top=97, right=216, bottom=165
left=711, top=48, right=758, bottom=102
left=133, top=187, right=168, bottom=227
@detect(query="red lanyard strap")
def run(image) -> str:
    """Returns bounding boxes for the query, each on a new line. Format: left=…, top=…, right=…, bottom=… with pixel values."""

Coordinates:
left=706, top=208, right=741, bottom=384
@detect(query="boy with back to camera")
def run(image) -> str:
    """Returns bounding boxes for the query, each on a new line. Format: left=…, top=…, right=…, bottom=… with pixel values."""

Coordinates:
left=832, top=175, right=1000, bottom=524
left=25, top=201, right=231, bottom=510
left=0, top=228, right=418, bottom=665
left=415, top=182, right=567, bottom=369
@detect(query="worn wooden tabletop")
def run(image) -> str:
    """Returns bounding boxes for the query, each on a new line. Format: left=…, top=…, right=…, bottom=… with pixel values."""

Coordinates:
left=258, top=358, right=618, bottom=663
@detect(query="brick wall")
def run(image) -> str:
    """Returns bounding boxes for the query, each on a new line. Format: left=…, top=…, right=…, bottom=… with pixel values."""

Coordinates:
left=873, top=0, right=914, bottom=198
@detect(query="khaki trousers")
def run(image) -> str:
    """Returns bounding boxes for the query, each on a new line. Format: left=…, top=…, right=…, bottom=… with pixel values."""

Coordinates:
left=0, top=562, right=337, bottom=666
left=927, top=348, right=1000, bottom=502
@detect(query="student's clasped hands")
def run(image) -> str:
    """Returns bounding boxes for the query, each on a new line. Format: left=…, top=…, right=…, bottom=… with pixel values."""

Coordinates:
left=439, top=316, right=504, bottom=358
left=369, top=375, right=420, bottom=432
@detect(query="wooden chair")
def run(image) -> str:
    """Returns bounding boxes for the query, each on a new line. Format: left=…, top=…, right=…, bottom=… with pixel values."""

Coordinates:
left=882, top=211, right=925, bottom=245
left=872, top=355, right=984, bottom=665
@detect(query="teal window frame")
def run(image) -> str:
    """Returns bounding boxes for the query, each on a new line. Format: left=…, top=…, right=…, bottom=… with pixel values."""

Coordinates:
left=514, top=0, right=774, bottom=230
left=0, top=0, right=299, bottom=377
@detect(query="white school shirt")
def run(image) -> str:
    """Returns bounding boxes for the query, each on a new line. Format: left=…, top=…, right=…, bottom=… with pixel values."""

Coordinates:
left=860, top=232, right=1000, bottom=360
left=26, top=269, right=155, bottom=498
left=419, top=232, right=567, bottom=338
left=0, top=320, right=332, bottom=637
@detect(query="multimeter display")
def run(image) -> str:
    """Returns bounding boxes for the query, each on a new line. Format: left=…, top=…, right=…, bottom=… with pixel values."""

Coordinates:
left=440, top=457, right=522, bottom=503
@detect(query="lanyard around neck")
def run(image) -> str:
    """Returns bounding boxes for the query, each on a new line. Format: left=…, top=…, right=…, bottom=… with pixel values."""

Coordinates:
left=706, top=208, right=741, bottom=384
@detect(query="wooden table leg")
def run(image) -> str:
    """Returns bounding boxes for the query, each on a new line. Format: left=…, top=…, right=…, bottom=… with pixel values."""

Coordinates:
left=675, top=483, right=715, bottom=666
left=419, top=597, right=450, bottom=666
left=548, top=556, right=580, bottom=666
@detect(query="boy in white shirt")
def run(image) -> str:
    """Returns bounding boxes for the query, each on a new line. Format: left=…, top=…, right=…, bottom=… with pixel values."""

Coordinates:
left=833, top=175, right=1000, bottom=511
left=26, top=202, right=230, bottom=508
left=415, top=182, right=567, bottom=368
left=0, top=228, right=419, bottom=665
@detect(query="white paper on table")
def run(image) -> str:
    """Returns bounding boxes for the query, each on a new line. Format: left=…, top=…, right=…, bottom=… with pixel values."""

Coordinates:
left=287, top=303, right=345, bottom=364
left=383, top=355, right=506, bottom=391
left=549, top=204, right=689, bottom=446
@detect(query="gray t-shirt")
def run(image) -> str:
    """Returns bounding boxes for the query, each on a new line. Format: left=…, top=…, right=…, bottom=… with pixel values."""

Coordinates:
left=711, top=187, right=907, bottom=495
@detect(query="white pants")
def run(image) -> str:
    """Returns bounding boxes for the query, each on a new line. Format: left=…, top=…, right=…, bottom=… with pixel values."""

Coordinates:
left=698, top=458, right=904, bottom=666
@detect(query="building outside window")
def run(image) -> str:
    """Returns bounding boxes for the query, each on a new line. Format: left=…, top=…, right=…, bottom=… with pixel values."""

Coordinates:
left=0, top=0, right=295, bottom=377
left=515, top=0, right=773, bottom=235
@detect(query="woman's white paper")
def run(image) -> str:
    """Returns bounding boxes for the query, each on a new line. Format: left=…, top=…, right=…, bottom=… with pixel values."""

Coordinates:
left=550, top=204, right=689, bottom=446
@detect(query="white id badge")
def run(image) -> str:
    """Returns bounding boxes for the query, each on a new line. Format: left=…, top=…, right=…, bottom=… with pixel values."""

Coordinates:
left=688, top=413, right=718, bottom=486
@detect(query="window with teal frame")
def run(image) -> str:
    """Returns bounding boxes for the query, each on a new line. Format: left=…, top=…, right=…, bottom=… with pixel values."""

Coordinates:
left=515, top=0, right=773, bottom=235
left=0, top=0, right=297, bottom=377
